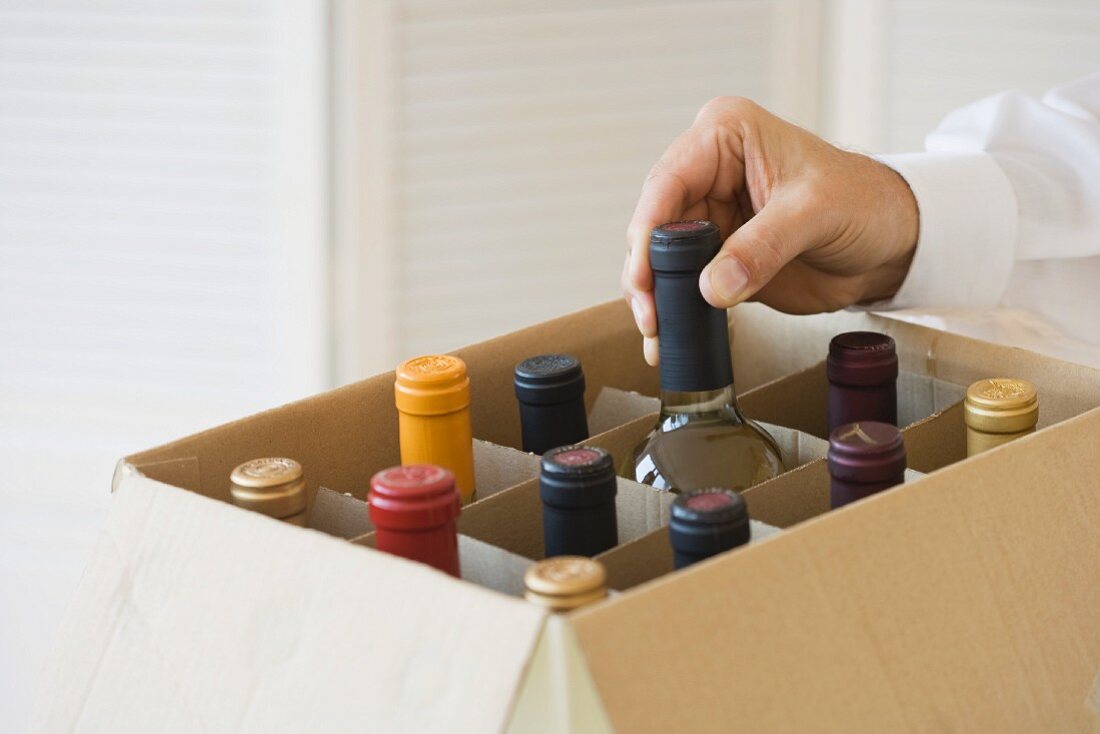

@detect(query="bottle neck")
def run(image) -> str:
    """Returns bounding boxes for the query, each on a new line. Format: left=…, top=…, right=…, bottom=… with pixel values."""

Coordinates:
left=659, top=383, right=744, bottom=427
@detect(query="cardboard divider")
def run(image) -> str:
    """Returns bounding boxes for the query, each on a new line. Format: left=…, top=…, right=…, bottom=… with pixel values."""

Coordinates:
left=455, top=475, right=675, bottom=562
left=308, top=487, right=372, bottom=539
left=595, top=519, right=783, bottom=593
left=458, top=535, right=534, bottom=598
left=343, top=531, right=533, bottom=598
left=737, top=360, right=966, bottom=439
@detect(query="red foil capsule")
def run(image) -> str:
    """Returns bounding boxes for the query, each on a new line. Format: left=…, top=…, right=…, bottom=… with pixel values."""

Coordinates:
left=826, top=331, right=898, bottom=435
left=368, top=464, right=461, bottom=577
left=827, top=421, right=906, bottom=509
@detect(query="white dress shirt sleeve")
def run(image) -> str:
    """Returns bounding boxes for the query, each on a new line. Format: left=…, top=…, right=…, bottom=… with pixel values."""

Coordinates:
left=874, top=72, right=1100, bottom=310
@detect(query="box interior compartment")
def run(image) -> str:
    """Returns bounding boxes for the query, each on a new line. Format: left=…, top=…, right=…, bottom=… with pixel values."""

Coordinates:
left=65, top=298, right=1100, bottom=734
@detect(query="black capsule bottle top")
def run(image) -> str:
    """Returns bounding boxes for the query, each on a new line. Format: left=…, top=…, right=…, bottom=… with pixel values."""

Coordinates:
left=649, top=220, right=723, bottom=272
left=649, top=221, right=733, bottom=393
left=539, top=446, right=617, bottom=508
left=669, top=489, right=751, bottom=569
left=514, top=354, right=586, bottom=405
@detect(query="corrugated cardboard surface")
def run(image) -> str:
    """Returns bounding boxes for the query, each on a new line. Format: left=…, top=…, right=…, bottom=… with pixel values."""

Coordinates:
left=44, top=298, right=1100, bottom=733
left=34, top=476, right=546, bottom=734
left=571, top=409, right=1100, bottom=733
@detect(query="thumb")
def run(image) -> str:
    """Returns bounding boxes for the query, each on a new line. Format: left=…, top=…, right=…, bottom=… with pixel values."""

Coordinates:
left=699, top=196, right=819, bottom=308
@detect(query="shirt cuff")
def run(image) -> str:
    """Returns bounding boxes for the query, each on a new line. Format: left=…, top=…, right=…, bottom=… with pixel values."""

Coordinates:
left=868, top=151, right=1018, bottom=310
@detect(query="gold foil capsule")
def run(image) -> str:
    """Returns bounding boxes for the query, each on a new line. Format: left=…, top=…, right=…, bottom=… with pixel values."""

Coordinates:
left=963, top=378, right=1039, bottom=456
left=229, top=457, right=308, bottom=525
left=524, top=556, right=608, bottom=612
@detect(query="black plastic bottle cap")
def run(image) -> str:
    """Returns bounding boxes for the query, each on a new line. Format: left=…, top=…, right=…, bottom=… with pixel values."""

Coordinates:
left=514, top=354, right=585, bottom=406
left=649, top=221, right=723, bottom=273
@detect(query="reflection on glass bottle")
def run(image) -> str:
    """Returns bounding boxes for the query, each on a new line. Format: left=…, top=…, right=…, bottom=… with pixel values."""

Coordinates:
left=624, top=221, right=785, bottom=493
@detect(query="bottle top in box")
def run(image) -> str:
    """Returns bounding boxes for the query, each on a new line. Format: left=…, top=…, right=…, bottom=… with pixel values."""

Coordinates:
left=229, top=457, right=308, bottom=523
left=368, top=464, right=460, bottom=530
left=539, top=446, right=617, bottom=508
left=827, top=331, right=898, bottom=386
left=513, top=353, right=585, bottom=406
left=669, top=489, right=751, bottom=569
left=524, top=556, right=607, bottom=611
left=395, top=355, right=470, bottom=415
left=827, top=421, right=907, bottom=483
left=964, top=378, right=1039, bottom=434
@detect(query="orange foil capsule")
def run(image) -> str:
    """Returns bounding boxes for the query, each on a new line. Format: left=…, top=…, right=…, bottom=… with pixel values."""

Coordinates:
left=395, top=355, right=477, bottom=505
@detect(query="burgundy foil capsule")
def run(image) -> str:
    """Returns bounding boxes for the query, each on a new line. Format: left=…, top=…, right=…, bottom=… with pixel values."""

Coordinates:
left=826, top=331, right=898, bottom=435
left=368, top=464, right=461, bottom=577
left=828, top=421, right=906, bottom=509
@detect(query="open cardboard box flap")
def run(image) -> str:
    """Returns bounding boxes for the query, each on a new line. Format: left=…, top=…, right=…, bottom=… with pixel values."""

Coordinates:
left=35, top=474, right=547, bottom=734
left=570, top=407, right=1100, bottom=733
left=38, top=299, right=1100, bottom=733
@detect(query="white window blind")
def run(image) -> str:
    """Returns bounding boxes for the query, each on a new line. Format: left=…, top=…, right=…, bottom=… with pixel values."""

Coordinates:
left=0, top=0, right=328, bottom=507
left=825, top=0, right=1100, bottom=151
left=334, top=0, right=820, bottom=378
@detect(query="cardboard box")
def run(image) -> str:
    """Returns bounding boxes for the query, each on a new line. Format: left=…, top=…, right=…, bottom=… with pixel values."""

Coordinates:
left=34, top=300, right=1100, bottom=733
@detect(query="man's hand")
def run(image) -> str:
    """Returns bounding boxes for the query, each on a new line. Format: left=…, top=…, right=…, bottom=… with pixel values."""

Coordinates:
left=622, top=97, right=919, bottom=366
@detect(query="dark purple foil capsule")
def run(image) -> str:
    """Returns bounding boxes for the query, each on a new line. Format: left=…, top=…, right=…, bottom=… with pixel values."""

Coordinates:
left=827, top=421, right=906, bottom=509
left=826, top=331, right=898, bottom=436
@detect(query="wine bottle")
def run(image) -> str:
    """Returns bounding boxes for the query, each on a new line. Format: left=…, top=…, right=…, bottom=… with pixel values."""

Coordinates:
left=540, top=445, right=618, bottom=558
left=624, top=220, right=785, bottom=493
left=368, top=464, right=461, bottom=577
left=964, top=378, right=1038, bottom=456
left=524, top=556, right=608, bottom=612
left=513, top=353, right=589, bottom=455
left=827, top=421, right=906, bottom=509
left=229, top=457, right=308, bottom=525
left=827, top=331, right=898, bottom=435
left=395, top=354, right=477, bottom=505
left=669, top=488, right=751, bottom=569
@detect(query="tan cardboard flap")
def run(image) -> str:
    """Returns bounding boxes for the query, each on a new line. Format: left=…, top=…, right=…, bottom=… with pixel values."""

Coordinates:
left=570, top=408, right=1100, bottom=734
left=33, top=476, right=546, bottom=734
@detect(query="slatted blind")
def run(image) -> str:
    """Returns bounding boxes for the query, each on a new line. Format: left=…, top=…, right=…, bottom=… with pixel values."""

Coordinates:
left=882, top=0, right=1100, bottom=150
left=0, top=0, right=326, bottom=502
left=384, top=0, right=796, bottom=358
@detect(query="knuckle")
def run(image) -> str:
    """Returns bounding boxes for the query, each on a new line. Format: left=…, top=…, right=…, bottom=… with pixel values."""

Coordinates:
left=697, top=95, right=759, bottom=124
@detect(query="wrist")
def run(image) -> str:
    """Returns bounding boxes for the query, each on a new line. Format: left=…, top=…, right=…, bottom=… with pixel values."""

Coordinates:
left=859, top=159, right=919, bottom=304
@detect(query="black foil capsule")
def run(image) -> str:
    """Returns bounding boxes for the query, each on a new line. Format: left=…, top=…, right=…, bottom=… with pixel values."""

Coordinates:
left=669, top=488, right=751, bottom=569
left=514, top=354, right=588, bottom=455
left=540, top=445, right=618, bottom=558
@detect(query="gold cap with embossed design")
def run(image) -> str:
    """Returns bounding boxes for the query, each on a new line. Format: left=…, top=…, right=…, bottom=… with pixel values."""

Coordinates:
left=230, top=457, right=308, bottom=523
left=964, top=378, right=1039, bottom=435
left=524, top=556, right=608, bottom=612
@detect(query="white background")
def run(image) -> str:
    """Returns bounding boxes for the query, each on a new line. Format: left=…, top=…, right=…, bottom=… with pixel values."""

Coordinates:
left=3, top=1, right=1100, bottom=730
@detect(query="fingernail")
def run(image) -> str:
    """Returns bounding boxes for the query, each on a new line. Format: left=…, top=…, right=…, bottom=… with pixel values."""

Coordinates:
left=709, top=257, right=749, bottom=303
left=631, top=298, right=645, bottom=330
